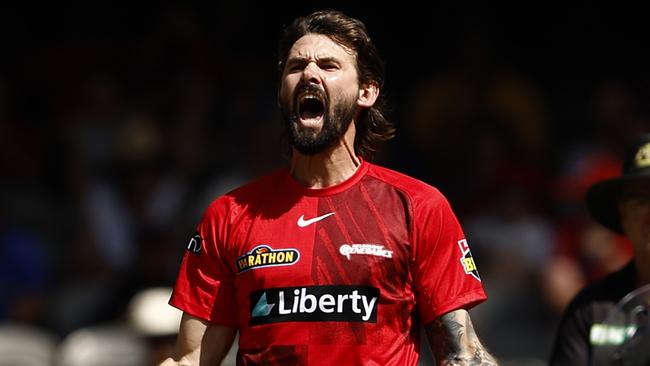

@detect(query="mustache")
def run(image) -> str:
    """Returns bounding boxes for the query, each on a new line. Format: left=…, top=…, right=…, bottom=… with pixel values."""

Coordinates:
left=294, top=83, right=327, bottom=103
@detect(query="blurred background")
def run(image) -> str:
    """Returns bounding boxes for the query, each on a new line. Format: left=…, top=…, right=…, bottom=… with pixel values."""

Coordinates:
left=1, top=2, right=649, bottom=365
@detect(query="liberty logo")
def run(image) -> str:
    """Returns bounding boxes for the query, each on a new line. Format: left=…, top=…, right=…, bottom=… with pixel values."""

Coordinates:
left=251, top=292, right=275, bottom=317
left=249, top=285, right=379, bottom=325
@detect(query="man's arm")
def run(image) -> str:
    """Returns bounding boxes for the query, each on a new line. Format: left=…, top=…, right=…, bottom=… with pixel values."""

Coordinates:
left=159, top=312, right=237, bottom=366
left=424, top=309, right=498, bottom=366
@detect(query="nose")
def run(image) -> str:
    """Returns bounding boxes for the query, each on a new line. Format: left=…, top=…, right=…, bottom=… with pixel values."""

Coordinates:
left=302, top=62, right=321, bottom=84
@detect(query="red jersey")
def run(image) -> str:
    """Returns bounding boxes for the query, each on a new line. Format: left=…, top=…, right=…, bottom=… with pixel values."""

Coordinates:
left=171, top=160, right=486, bottom=365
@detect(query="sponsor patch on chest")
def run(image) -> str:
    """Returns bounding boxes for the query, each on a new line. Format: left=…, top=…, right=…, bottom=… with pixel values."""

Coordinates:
left=236, top=245, right=300, bottom=273
left=249, top=285, right=379, bottom=325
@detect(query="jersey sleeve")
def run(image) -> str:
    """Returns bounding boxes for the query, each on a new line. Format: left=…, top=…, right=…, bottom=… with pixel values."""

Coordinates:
left=169, top=198, right=238, bottom=327
left=411, top=190, right=487, bottom=325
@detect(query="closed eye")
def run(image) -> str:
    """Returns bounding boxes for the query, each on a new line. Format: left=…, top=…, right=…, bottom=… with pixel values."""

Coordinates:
left=286, top=62, right=306, bottom=73
left=321, top=64, right=339, bottom=71
left=318, top=58, right=340, bottom=71
left=285, top=57, right=341, bottom=73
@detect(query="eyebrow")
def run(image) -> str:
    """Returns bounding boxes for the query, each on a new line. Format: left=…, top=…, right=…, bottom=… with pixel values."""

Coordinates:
left=287, top=56, right=340, bottom=64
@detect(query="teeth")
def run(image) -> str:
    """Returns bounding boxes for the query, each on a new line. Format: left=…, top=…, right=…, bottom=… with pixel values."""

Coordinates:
left=299, top=93, right=320, bottom=103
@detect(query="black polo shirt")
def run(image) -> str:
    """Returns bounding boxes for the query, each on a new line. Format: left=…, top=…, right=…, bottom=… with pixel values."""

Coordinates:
left=550, top=261, right=638, bottom=365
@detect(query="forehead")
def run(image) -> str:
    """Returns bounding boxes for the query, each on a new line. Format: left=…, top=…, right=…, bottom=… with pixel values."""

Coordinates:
left=288, top=33, right=356, bottom=62
left=622, top=179, right=650, bottom=194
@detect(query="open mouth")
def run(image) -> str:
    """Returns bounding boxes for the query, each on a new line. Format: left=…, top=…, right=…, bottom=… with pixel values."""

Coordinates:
left=297, top=92, right=325, bottom=125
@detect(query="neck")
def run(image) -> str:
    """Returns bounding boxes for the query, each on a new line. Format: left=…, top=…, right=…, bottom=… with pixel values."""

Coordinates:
left=290, top=122, right=361, bottom=189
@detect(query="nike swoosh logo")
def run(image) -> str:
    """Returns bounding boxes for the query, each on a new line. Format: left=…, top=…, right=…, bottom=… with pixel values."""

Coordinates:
left=297, top=212, right=335, bottom=227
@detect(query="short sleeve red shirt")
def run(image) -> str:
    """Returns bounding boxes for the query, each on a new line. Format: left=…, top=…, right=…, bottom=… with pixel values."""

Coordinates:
left=171, top=160, right=486, bottom=365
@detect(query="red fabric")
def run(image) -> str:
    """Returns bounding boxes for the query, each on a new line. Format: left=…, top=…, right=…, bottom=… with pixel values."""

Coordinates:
left=170, top=161, right=486, bottom=365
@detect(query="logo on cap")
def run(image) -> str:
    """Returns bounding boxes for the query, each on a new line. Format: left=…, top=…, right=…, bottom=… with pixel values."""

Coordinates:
left=634, top=142, right=650, bottom=168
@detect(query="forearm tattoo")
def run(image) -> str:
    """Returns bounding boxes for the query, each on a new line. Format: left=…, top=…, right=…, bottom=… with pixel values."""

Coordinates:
left=425, top=310, right=498, bottom=366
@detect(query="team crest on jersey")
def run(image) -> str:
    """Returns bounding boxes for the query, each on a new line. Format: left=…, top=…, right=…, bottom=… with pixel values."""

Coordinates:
left=458, top=239, right=480, bottom=281
left=339, top=244, right=393, bottom=260
left=236, top=245, right=300, bottom=273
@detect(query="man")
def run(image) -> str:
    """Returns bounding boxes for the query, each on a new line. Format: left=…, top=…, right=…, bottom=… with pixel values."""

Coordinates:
left=550, top=134, right=650, bottom=365
left=160, top=10, right=496, bottom=366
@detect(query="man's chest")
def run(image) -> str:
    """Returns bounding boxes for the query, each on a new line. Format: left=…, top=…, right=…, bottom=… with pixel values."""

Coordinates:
left=228, top=195, right=412, bottom=291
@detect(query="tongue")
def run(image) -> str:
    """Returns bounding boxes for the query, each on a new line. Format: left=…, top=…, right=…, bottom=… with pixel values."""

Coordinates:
left=300, top=98, right=324, bottom=121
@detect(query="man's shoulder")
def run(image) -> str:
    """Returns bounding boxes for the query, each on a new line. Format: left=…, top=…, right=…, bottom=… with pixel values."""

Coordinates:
left=206, top=168, right=289, bottom=212
left=226, top=168, right=288, bottom=197
left=570, top=261, right=636, bottom=309
left=559, top=262, right=636, bottom=338
left=366, top=162, right=444, bottom=201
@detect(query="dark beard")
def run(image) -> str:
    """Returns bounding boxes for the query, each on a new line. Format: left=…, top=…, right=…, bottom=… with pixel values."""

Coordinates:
left=280, top=92, right=358, bottom=156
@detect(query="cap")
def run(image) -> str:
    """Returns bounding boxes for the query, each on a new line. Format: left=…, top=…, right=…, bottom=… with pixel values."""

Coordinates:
left=586, top=134, right=650, bottom=233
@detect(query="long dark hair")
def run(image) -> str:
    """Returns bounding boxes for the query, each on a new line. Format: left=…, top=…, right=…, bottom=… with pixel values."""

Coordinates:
left=277, top=9, right=395, bottom=160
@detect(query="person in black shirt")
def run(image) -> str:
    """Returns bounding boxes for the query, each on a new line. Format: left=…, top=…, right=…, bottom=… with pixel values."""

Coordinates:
left=550, top=134, right=650, bottom=365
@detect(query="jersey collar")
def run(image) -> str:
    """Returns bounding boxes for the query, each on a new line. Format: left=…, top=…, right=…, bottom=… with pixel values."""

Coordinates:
left=285, top=158, right=369, bottom=197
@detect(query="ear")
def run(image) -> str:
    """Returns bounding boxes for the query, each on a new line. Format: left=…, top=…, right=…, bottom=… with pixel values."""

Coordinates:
left=357, top=81, right=379, bottom=108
